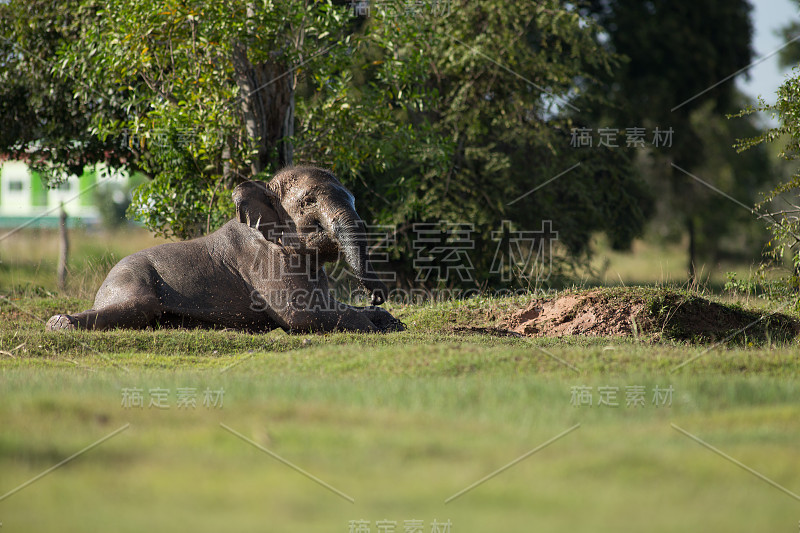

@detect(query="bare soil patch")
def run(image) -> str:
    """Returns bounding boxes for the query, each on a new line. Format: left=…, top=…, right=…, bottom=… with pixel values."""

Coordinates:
left=502, top=288, right=800, bottom=343
left=507, top=290, right=644, bottom=337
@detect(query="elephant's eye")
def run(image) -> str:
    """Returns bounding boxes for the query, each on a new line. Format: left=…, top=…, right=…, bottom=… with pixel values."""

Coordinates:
left=301, top=195, right=316, bottom=207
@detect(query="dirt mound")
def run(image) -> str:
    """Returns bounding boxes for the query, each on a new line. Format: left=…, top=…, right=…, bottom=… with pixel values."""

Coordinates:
left=504, top=288, right=800, bottom=343
left=507, top=289, right=646, bottom=337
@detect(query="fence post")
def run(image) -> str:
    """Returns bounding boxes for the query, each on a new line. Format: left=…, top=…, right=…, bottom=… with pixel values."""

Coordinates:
left=58, top=202, right=69, bottom=291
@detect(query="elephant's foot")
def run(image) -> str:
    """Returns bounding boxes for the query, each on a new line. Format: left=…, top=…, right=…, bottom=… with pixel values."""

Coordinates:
left=366, top=307, right=406, bottom=332
left=46, top=314, right=79, bottom=331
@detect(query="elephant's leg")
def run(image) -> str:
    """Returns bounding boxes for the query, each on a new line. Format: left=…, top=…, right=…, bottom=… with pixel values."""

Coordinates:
left=46, top=295, right=162, bottom=331
left=278, top=300, right=377, bottom=332
left=47, top=258, right=164, bottom=331
left=280, top=306, right=377, bottom=333
left=335, top=304, right=404, bottom=332
left=278, top=297, right=405, bottom=333
left=264, top=288, right=377, bottom=332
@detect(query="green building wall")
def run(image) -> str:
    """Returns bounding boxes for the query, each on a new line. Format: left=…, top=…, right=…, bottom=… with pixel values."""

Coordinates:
left=79, top=168, right=97, bottom=206
left=30, top=171, right=48, bottom=207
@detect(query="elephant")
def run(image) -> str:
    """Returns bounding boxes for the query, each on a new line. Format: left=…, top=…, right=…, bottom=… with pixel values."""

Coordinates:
left=46, top=166, right=404, bottom=333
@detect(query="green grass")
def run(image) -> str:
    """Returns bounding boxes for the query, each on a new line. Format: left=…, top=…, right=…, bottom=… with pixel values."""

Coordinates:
left=2, top=292, right=799, bottom=375
left=0, top=226, right=168, bottom=298
left=1, top=229, right=799, bottom=532
left=2, top=294, right=800, bottom=532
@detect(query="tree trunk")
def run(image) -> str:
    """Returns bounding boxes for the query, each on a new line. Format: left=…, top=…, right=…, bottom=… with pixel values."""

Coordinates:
left=231, top=42, right=295, bottom=176
left=57, top=203, right=68, bottom=292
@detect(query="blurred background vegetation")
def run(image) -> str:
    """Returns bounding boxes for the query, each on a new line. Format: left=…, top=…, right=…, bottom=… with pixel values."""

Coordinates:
left=1, top=0, right=800, bottom=296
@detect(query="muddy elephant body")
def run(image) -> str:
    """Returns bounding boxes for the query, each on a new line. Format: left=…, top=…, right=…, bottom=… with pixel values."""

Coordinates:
left=46, top=166, right=401, bottom=333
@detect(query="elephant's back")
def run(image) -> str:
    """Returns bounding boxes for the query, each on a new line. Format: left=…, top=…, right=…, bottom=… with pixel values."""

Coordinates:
left=93, top=238, right=225, bottom=307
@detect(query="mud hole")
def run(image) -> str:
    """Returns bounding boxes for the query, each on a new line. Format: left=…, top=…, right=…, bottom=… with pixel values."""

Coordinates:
left=496, top=289, right=800, bottom=343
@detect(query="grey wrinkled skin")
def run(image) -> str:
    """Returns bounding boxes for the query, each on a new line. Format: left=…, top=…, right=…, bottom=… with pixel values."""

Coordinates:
left=45, top=166, right=404, bottom=333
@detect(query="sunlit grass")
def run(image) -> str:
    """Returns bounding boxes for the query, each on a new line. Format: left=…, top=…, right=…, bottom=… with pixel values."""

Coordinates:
left=0, top=226, right=168, bottom=299
left=1, top=368, right=798, bottom=533
left=1, top=229, right=799, bottom=532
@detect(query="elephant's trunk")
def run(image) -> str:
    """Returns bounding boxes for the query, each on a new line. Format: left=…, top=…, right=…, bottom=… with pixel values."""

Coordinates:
left=323, top=212, right=388, bottom=305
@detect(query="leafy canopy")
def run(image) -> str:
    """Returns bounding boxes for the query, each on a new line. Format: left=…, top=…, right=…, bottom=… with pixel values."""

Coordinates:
left=2, top=0, right=661, bottom=288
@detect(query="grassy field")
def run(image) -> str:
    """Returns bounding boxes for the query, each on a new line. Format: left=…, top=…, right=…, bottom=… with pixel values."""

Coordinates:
left=1, top=228, right=799, bottom=532
left=0, top=226, right=169, bottom=299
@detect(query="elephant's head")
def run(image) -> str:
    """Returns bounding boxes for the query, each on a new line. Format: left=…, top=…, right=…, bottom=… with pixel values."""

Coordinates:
left=232, top=166, right=389, bottom=305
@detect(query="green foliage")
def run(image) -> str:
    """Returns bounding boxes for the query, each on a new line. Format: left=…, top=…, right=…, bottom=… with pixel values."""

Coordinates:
left=723, top=270, right=799, bottom=308
left=0, top=0, right=134, bottom=178
left=684, top=95, right=775, bottom=260
left=348, top=1, right=653, bottom=287
left=53, top=0, right=451, bottom=238
left=585, top=0, right=754, bottom=126
left=732, top=48, right=800, bottom=296
left=583, top=0, right=764, bottom=273
left=92, top=172, right=143, bottom=228
left=4, top=0, right=657, bottom=286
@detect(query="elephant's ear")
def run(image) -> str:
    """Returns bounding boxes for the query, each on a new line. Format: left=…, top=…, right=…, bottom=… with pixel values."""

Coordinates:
left=232, top=181, right=283, bottom=244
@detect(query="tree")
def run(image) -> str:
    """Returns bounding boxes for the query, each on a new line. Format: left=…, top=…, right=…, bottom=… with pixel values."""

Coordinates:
left=734, top=16, right=800, bottom=296
left=685, top=93, right=774, bottom=263
left=50, top=0, right=450, bottom=237
left=582, top=0, right=759, bottom=280
left=0, top=1, right=135, bottom=177
left=0, top=0, right=448, bottom=237
left=3, top=0, right=656, bottom=290
left=348, top=1, right=654, bottom=288
left=777, top=20, right=800, bottom=69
